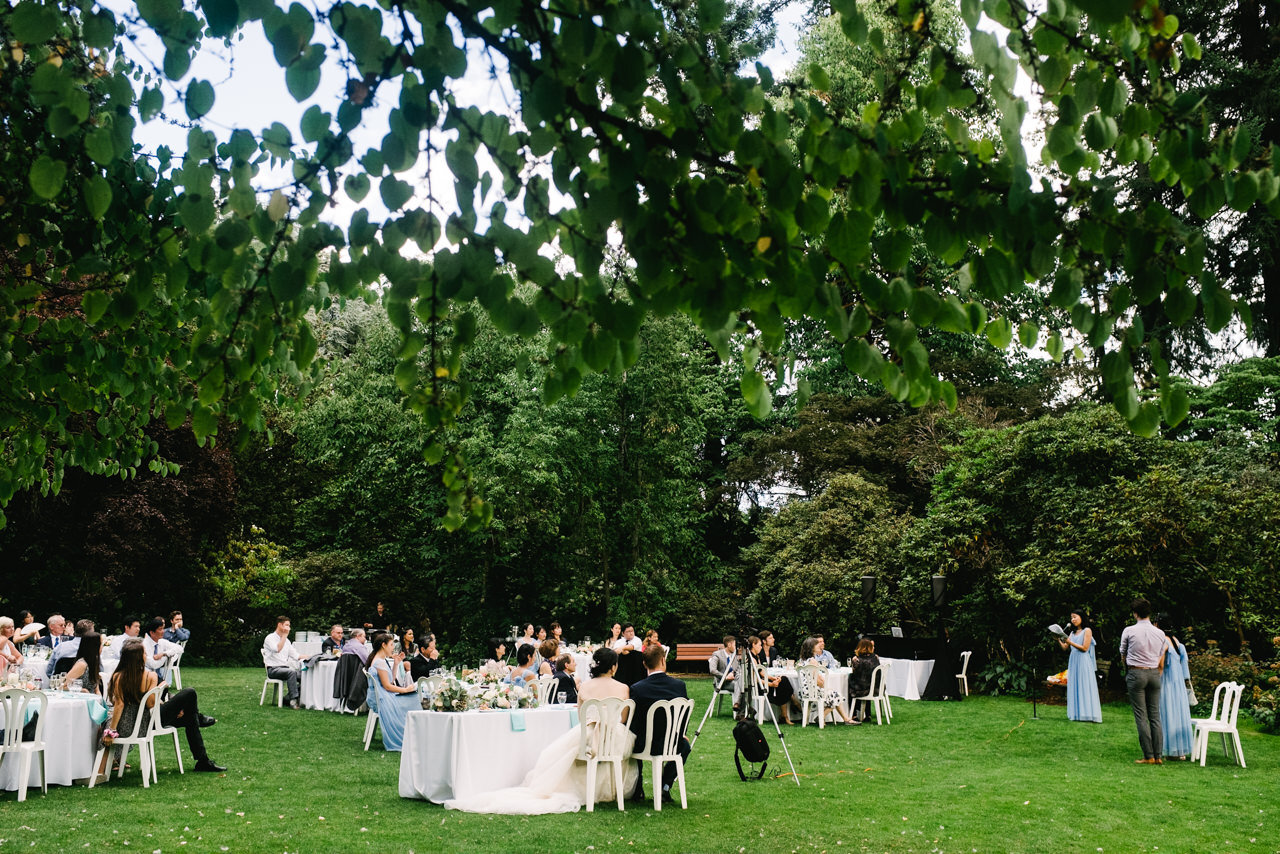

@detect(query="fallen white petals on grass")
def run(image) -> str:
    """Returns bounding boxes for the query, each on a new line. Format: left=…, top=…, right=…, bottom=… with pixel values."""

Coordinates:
left=1024, top=801, right=1030, bottom=805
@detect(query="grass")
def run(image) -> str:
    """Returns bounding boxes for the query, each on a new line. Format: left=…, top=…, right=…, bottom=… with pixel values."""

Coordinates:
left=0, top=667, right=1274, bottom=853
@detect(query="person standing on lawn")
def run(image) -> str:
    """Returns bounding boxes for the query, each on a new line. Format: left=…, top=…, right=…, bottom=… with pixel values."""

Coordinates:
left=1119, top=598, right=1167, bottom=764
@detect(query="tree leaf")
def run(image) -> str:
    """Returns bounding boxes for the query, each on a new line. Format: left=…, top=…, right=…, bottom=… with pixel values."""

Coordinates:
left=29, top=155, right=68, bottom=199
left=185, top=79, right=215, bottom=119
left=84, top=174, right=113, bottom=219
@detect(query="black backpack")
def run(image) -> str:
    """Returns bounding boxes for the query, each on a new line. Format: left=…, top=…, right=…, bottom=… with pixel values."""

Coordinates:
left=733, top=719, right=769, bottom=781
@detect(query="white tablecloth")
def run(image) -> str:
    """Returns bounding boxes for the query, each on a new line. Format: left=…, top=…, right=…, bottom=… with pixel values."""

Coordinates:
left=301, top=658, right=340, bottom=711
left=0, top=693, right=105, bottom=790
left=398, top=707, right=576, bottom=803
left=775, top=667, right=851, bottom=719
left=880, top=658, right=935, bottom=700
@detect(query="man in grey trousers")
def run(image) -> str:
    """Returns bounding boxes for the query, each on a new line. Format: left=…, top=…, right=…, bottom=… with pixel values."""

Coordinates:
left=1119, top=597, right=1168, bottom=764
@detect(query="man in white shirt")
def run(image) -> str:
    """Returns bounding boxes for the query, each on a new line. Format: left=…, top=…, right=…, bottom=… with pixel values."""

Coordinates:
left=101, top=617, right=142, bottom=676
left=143, top=617, right=183, bottom=681
left=1119, top=597, right=1168, bottom=764
left=263, top=615, right=304, bottom=708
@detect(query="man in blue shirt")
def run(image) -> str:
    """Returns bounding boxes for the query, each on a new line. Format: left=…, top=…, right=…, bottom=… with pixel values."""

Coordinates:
left=164, top=611, right=191, bottom=643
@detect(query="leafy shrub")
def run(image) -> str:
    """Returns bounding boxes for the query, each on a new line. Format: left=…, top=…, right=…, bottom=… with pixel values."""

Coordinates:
left=1187, top=640, right=1280, bottom=731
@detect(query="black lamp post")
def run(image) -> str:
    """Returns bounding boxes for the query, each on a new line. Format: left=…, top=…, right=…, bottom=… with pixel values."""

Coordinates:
left=860, top=575, right=876, bottom=637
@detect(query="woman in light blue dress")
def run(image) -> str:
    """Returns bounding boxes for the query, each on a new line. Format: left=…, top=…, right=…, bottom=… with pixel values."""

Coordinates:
left=1059, top=609, right=1101, bottom=722
left=1154, top=615, right=1193, bottom=759
left=367, top=632, right=421, bottom=751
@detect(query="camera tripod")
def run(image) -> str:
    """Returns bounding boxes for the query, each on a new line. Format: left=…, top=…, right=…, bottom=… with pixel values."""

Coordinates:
left=689, top=638, right=799, bottom=786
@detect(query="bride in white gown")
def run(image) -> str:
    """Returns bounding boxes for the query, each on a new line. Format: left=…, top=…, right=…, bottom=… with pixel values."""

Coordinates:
left=445, top=647, right=640, bottom=814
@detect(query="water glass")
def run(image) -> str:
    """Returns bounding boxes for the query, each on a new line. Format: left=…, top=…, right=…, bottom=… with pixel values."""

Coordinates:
left=69, top=678, right=83, bottom=693
left=556, top=692, right=567, bottom=705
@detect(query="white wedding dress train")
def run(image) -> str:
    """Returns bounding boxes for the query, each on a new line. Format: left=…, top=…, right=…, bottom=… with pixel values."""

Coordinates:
left=444, top=718, right=639, bottom=814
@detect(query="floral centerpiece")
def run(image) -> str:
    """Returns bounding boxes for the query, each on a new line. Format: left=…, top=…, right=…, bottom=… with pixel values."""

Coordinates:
left=427, top=676, right=473, bottom=712
left=474, top=681, right=537, bottom=711
left=464, top=660, right=509, bottom=686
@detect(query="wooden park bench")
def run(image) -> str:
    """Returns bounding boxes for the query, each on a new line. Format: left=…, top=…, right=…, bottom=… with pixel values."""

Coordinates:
left=672, top=642, right=722, bottom=674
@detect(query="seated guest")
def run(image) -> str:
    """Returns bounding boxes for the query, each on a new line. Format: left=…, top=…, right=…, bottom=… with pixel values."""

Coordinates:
left=551, top=654, right=579, bottom=704
left=321, top=624, right=345, bottom=655
left=746, top=634, right=782, bottom=721
left=341, top=628, right=371, bottom=665
left=101, top=617, right=143, bottom=675
left=38, top=614, right=69, bottom=650
left=262, top=615, right=305, bottom=709
left=409, top=633, right=443, bottom=681
left=13, top=610, right=40, bottom=645
left=758, top=629, right=795, bottom=717
left=535, top=626, right=547, bottom=643
left=536, top=638, right=559, bottom=677
left=401, top=628, right=418, bottom=657
left=518, top=623, right=537, bottom=647
left=613, top=624, right=645, bottom=687
left=100, top=639, right=224, bottom=779
left=798, top=637, right=857, bottom=725
left=48, top=619, right=95, bottom=677
left=64, top=631, right=104, bottom=695
left=849, top=638, right=882, bottom=722
left=629, top=642, right=691, bottom=802
left=0, top=616, right=25, bottom=665
left=505, top=644, right=539, bottom=687
left=814, top=635, right=839, bottom=669
left=143, top=617, right=182, bottom=681
left=550, top=622, right=567, bottom=651
left=366, top=632, right=419, bottom=751
left=164, top=611, right=191, bottom=643
left=708, top=635, right=740, bottom=710
left=485, top=637, right=508, bottom=668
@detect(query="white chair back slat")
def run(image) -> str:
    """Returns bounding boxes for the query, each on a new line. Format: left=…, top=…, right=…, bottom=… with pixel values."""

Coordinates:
left=0, top=689, right=49, bottom=801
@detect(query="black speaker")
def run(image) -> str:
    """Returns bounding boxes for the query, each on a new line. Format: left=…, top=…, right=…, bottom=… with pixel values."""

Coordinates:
left=861, top=575, right=877, bottom=604
left=931, top=574, right=947, bottom=608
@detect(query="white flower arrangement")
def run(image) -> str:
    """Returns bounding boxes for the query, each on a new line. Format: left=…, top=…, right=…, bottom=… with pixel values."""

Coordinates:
left=464, top=660, right=509, bottom=686
left=427, top=675, right=538, bottom=711
left=427, top=676, right=472, bottom=712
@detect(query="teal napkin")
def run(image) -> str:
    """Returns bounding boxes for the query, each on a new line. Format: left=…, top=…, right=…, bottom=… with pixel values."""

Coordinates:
left=569, top=708, right=579, bottom=728
left=85, top=697, right=110, bottom=725
left=509, top=710, right=526, bottom=731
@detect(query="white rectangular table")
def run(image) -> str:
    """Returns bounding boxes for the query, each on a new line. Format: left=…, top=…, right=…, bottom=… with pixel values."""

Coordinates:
left=0, top=692, right=106, bottom=790
left=301, top=658, right=340, bottom=711
left=398, top=707, right=576, bottom=803
left=880, top=657, right=935, bottom=700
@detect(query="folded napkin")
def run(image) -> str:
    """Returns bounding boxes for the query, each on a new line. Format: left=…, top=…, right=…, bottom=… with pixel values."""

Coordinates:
left=85, top=696, right=110, bottom=725
left=509, top=710, right=526, bottom=731
left=569, top=708, right=579, bottom=728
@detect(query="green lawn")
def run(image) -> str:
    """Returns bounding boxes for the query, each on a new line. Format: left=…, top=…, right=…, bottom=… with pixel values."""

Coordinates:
left=0, top=667, right=1272, bottom=853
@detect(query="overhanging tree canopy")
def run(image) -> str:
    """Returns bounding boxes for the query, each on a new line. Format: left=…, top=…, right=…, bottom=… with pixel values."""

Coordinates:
left=3, top=0, right=1278, bottom=529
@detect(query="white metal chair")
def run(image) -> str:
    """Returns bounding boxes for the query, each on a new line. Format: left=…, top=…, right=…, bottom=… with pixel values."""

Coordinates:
left=956, top=651, right=972, bottom=697
left=259, top=650, right=285, bottom=707
left=850, top=664, right=891, bottom=725
left=90, top=682, right=168, bottom=788
left=0, top=688, right=48, bottom=801
left=362, top=672, right=381, bottom=750
left=534, top=675, right=557, bottom=706
left=576, top=697, right=635, bottom=812
left=796, top=664, right=835, bottom=728
left=1191, top=681, right=1246, bottom=767
left=631, top=697, right=693, bottom=811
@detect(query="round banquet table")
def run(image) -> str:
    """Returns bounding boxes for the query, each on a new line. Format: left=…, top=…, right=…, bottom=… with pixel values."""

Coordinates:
left=301, top=658, right=341, bottom=711
left=398, top=706, right=577, bottom=803
left=772, top=667, right=851, bottom=720
left=0, top=692, right=107, bottom=790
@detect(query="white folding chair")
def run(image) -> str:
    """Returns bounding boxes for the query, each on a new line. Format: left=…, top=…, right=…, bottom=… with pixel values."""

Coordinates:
left=631, top=697, right=693, bottom=811
left=0, top=688, right=48, bottom=801
left=1191, top=681, right=1246, bottom=767
left=850, top=664, right=891, bottom=725
left=416, top=674, right=444, bottom=698
left=148, top=696, right=185, bottom=781
left=577, top=697, right=635, bottom=812
left=362, top=672, right=381, bottom=750
left=956, top=651, right=972, bottom=697
left=260, top=650, right=285, bottom=707
left=796, top=664, right=835, bottom=728
left=90, top=683, right=167, bottom=788
left=534, top=675, right=557, bottom=706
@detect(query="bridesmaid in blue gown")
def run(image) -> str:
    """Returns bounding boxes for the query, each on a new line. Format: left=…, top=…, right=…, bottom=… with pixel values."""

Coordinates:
left=367, top=632, right=421, bottom=751
left=1059, top=609, right=1102, bottom=723
left=1154, top=615, right=1193, bottom=759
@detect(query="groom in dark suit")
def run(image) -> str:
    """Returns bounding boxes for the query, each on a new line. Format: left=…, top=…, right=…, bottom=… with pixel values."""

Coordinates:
left=629, top=643, right=691, bottom=802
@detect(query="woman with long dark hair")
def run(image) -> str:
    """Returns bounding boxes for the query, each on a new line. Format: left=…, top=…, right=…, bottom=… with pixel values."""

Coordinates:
left=1153, top=614, right=1192, bottom=759
left=366, top=631, right=420, bottom=751
left=1058, top=608, right=1101, bottom=723
left=64, top=630, right=103, bottom=695
left=101, top=640, right=224, bottom=781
